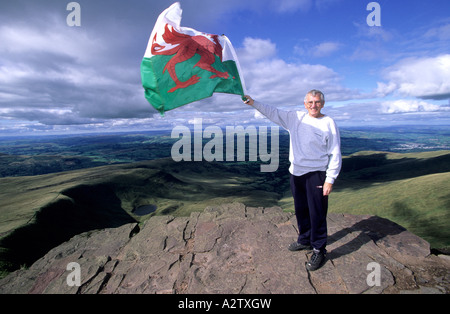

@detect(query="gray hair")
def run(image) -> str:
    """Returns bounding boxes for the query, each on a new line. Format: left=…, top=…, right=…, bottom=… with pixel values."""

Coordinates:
left=304, top=90, right=325, bottom=103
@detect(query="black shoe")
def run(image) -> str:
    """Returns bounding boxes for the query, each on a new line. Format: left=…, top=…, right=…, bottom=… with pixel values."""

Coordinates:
left=288, top=242, right=312, bottom=251
left=306, top=249, right=326, bottom=271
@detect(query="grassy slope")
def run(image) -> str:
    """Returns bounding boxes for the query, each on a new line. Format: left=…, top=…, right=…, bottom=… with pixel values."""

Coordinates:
left=332, top=172, right=449, bottom=248
left=0, top=163, right=131, bottom=236
left=0, top=158, right=284, bottom=236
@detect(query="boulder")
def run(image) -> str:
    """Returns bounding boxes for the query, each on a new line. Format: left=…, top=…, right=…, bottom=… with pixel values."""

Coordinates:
left=0, top=202, right=448, bottom=294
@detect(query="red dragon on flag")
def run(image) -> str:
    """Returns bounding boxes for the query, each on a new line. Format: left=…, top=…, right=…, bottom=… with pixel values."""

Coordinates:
left=141, top=2, right=245, bottom=114
left=151, top=24, right=230, bottom=93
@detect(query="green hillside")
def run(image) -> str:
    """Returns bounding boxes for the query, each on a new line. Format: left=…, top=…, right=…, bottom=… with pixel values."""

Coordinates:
left=330, top=172, right=449, bottom=248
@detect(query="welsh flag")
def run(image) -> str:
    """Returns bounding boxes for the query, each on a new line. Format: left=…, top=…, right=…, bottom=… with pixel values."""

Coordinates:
left=141, top=2, right=246, bottom=115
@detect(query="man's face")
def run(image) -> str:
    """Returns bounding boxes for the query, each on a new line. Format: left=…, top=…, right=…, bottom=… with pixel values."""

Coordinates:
left=304, top=94, right=324, bottom=118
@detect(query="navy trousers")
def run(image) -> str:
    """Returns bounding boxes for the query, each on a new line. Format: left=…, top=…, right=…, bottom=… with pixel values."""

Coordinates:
left=290, top=171, right=328, bottom=252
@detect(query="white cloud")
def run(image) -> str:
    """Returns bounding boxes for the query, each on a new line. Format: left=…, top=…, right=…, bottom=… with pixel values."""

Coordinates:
left=237, top=38, right=354, bottom=105
left=324, top=100, right=450, bottom=127
left=380, top=99, right=445, bottom=114
left=377, top=54, right=450, bottom=100
left=423, top=22, right=450, bottom=42
left=238, top=37, right=277, bottom=63
left=294, top=41, right=342, bottom=58
left=0, top=18, right=151, bottom=123
left=312, top=42, right=342, bottom=58
left=0, top=24, right=98, bottom=62
left=350, top=22, right=395, bottom=61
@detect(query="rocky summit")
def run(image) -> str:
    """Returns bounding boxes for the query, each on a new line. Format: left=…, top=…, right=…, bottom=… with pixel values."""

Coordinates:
left=0, top=202, right=448, bottom=294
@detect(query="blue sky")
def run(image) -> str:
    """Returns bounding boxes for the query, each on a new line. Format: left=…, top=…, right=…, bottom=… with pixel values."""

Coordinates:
left=0, top=0, right=449, bottom=135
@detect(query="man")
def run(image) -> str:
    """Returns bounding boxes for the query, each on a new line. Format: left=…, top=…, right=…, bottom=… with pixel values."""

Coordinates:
left=243, top=90, right=342, bottom=271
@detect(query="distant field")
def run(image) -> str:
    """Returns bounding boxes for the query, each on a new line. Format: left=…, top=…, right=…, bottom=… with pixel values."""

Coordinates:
left=0, top=125, right=448, bottom=177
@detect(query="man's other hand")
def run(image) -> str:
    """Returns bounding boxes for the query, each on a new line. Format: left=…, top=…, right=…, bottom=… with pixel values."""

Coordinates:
left=323, top=182, right=333, bottom=196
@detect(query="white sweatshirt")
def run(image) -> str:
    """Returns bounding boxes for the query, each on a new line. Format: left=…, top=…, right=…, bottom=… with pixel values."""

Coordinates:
left=252, top=101, right=342, bottom=184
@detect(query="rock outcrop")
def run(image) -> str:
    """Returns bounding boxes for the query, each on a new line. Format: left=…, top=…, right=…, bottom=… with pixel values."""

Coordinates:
left=0, top=203, right=448, bottom=294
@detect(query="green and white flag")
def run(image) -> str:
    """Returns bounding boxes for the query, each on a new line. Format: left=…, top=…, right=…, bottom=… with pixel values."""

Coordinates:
left=141, top=2, right=246, bottom=115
